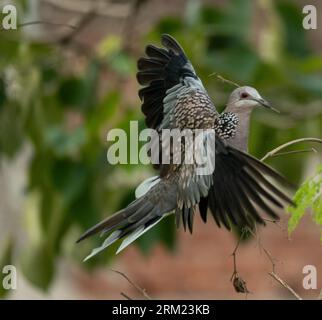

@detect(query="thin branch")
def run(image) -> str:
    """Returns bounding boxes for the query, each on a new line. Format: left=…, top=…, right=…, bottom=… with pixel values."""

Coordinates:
left=109, top=268, right=152, bottom=300
left=18, top=21, right=76, bottom=29
left=268, top=148, right=317, bottom=158
left=268, top=272, right=303, bottom=300
left=120, top=292, right=133, bottom=300
left=230, top=230, right=251, bottom=295
left=262, top=218, right=286, bottom=233
left=262, top=218, right=280, bottom=224
left=247, top=228, right=303, bottom=300
left=261, top=138, right=322, bottom=162
left=0, top=21, right=76, bottom=32
left=208, top=73, right=240, bottom=88
left=230, top=233, right=243, bottom=281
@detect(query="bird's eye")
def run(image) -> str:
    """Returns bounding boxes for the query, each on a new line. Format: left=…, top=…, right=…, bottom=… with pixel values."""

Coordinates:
left=240, top=92, right=249, bottom=99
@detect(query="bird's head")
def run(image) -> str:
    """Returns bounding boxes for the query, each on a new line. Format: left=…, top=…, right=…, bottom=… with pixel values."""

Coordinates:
left=227, top=86, right=279, bottom=113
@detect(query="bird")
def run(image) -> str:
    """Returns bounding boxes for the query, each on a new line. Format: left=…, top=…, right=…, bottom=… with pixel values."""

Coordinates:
left=77, top=34, right=294, bottom=260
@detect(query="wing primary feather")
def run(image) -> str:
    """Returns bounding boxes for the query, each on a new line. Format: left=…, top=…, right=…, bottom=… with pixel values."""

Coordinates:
left=239, top=174, right=280, bottom=220
left=234, top=177, right=266, bottom=225
left=208, top=191, right=221, bottom=227
left=199, top=197, right=208, bottom=223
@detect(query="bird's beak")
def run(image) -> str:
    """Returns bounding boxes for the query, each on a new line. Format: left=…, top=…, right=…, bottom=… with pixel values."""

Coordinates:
left=252, top=97, right=280, bottom=113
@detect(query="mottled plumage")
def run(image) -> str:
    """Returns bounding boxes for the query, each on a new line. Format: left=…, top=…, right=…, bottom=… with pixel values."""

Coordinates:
left=174, top=89, right=217, bottom=129
left=215, top=112, right=239, bottom=140
left=77, top=34, right=294, bottom=259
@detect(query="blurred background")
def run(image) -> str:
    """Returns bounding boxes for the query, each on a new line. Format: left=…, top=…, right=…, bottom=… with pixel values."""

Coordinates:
left=0, top=0, right=322, bottom=299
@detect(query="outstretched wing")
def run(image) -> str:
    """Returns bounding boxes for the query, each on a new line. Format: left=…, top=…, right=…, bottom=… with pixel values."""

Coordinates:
left=137, top=34, right=217, bottom=130
left=137, top=34, right=218, bottom=176
left=199, top=140, right=295, bottom=230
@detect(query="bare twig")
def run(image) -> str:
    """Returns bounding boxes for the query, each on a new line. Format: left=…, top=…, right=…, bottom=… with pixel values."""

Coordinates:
left=229, top=137, right=317, bottom=298
left=267, top=148, right=317, bottom=158
left=262, top=218, right=287, bottom=232
left=208, top=73, right=240, bottom=88
left=261, top=138, right=322, bottom=162
left=268, top=272, right=303, bottom=300
left=230, top=230, right=251, bottom=295
left=18, top=21, right=76, bottom=29
left=0, top=21, right=76, bottom=32
left=262, top=218, right=280, bottom=225
left=110, top=268, right=152, bottom=300
left=248, top=227, right=277, bottom=272
left=120, top=292, right=133, bottom=300
left=247, top=228, right=303, bottom=300
left=230, top=233, right=243, bottom=281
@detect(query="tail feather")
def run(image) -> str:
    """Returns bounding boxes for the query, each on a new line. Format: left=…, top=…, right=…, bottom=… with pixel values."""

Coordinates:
left=82, top=213, right=166, bottom=261
left=76, top=197, right=145, bottom=243
left=116, top=216, right=165, bottom=254
left=83, top=230, right=122, bottom=261
left=78, top=180, right=177, bottom=260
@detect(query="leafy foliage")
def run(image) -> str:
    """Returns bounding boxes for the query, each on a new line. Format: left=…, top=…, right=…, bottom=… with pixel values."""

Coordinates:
left=288, top=164, right=322, bottom=241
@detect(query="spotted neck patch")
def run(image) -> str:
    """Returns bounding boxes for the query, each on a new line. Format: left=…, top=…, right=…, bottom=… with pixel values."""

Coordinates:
left=214, top=112, right=239, bottom=140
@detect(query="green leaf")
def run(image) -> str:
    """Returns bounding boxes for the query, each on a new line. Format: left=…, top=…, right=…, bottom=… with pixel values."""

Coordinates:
left=288, top=164, right=322, bottom=241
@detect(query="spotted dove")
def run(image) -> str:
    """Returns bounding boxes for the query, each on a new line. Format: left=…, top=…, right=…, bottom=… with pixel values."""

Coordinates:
left=77, top=34, right=294, bottom=260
